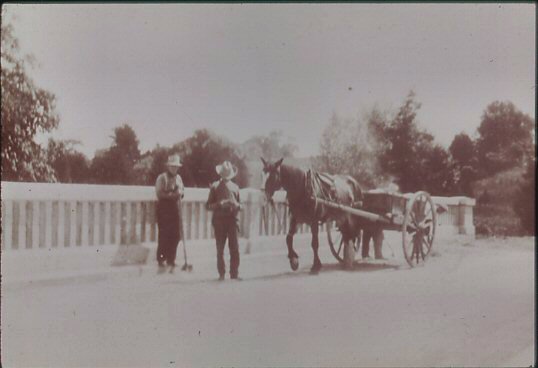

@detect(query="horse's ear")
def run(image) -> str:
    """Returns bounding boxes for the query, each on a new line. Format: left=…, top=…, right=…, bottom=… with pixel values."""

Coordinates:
left=260, top=157, right=268, bottom=169
left=275, top=158, right=284, bottom=167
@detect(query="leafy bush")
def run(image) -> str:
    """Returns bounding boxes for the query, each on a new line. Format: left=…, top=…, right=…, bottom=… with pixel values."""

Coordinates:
left=512, top=159, right=535, bottom=235
left=474, top=203, right=522, bottom=237
left=473, top=166, right=533, bottom=236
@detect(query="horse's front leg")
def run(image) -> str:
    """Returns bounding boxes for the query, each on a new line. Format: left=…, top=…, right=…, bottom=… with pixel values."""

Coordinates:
left=286, top=216, right=299, bottom=271
left=310, top=222, right=322, bottom=274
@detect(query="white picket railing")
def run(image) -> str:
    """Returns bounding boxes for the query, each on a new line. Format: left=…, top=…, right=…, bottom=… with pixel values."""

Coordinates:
left=0, top=182, right=475, bottom=251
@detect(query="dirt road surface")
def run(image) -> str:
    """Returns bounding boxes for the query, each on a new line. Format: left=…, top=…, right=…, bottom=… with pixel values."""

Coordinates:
left=2, top=235, right=534, bottom=367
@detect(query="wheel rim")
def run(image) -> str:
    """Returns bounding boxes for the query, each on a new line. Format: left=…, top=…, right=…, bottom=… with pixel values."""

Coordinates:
left=327, top=222, right=358, bottom=263
left=402, top=191, right=436, bottom=267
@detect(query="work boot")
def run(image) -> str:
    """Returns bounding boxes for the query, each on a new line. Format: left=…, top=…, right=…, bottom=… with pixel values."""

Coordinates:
left=218, top=274, right=225, bottom=281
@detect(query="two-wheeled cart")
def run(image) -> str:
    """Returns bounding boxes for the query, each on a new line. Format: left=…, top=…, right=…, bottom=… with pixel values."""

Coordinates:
left=318, top=190, right=437, bottom=268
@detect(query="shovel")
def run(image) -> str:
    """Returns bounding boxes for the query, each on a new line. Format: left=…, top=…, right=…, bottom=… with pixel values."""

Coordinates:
left=180, top=218, right=193, bottom=272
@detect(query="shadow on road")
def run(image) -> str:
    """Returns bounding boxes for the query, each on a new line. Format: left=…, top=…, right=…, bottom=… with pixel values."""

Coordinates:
left=161, top=260, right=402, bottom=286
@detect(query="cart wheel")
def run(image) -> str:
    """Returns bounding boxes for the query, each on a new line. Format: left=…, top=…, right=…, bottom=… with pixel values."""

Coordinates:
left=326, top=222, right=359, bottom=264
left=402, top=191, right=436, bottom=267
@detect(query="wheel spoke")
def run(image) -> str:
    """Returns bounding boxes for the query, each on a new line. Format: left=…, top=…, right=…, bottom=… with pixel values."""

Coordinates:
left=337, top=238, right=344, bottom=256
left=417, top=199, right=426, bottom=223
left=414, top=238, right=420, bottom=264
left=420, top=238, right=426, bottom=260
left=422, top=237, right=431, bottom=251
left=424, top=206, right=432, bottom=219
left=410, top=212, right=420, bottom=228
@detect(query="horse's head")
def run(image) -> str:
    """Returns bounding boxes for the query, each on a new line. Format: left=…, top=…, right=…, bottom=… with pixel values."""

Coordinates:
left=261, top=157, right=284, bottom=202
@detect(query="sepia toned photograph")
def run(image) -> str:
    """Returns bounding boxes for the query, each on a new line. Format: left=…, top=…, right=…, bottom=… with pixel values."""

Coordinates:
left=1, top=3, right=535, bottom=367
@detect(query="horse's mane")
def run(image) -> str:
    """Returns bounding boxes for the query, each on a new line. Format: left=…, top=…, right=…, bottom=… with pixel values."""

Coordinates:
left=279, top=164, right=306, bottom=200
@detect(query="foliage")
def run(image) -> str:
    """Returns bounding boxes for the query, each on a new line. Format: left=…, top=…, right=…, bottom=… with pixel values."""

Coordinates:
left=239, top=130, right=298, bottom=162
left=476, top=101, right=534, bottom=177
left=1, top=22, right=59, bottom=182
left=133, top=146, right=171, bottom=186
left=449, top=133, right=478, bottom=196
left=474, top=203, right=523, bottom=237
left=512, top=158, right=535, bottom=235
left=239, top=130, right=298, bottom=188
left=376, top=91, right=454, bottom=194
left=172, top=129, right=248, bottom=188
left=449, top=133, right=475, bottom=167
left=89, top=124, right=141, bottom=184
left=472, top=166, right=529, bottom=236
left=46, top=139, right=90, bottom=183
left=317, top=111, right=385, bottom=188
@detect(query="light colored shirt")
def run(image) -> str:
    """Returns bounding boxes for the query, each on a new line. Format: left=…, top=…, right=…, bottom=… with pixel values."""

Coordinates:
left=155, top=172, right=184, bottom=200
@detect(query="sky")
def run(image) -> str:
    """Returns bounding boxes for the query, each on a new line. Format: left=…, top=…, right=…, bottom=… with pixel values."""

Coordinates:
left=3, top=3, right=536, bottom=158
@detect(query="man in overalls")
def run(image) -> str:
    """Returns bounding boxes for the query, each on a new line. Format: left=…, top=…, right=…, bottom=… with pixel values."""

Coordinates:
left=361, top=227, right=385, bottom=260
left=206, top=161, right=242, bottom=280
left=155, top=154, right=184, bottom=273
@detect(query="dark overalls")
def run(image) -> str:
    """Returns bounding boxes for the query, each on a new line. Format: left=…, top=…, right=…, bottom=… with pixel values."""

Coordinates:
left=206, top=179, right=241, bottom=278
left=361, top=227, right=384, bottom=259
left=155, top=172, right=184, bottom=266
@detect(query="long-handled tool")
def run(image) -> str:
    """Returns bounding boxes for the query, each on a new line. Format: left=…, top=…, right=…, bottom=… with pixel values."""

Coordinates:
left=180, top=218, right=193, bottom=271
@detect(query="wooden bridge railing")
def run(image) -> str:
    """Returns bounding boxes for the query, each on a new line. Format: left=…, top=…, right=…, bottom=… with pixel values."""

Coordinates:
left=0, top=182, right=474, bottom=251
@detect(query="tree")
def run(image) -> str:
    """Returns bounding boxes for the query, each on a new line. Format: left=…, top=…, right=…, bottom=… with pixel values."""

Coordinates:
left=421, top=144, right=455, bottom=195
left=513, top=157, right=535, bottom=235
left=449, top=133, right=475, bottom=167
left=376, top=91, right=454, bottom=194
left=239, top=130, right=298, bottom=162
left=46, top=139, right=90, bottom=183
left=90, top=124, right=141, bottom=184
left=172, top=129, right=248, bottom=188
left=476, top=101, right=534, bottom=176
left=1, top=22, right=59, bottom=182
left=318, top=112, right=384, bottom=188
left=449, top=133, right=478, bottom=196
left=132, top=145, right=171, bottom=186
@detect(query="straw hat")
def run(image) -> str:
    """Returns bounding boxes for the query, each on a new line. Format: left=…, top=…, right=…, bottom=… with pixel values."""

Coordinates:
left=216, top=161, right=237, bottom=180
left=166, top=154, right=182, bottom=167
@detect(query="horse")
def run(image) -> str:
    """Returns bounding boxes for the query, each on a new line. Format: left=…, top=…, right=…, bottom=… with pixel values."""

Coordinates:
left=261, top=158, right=363, bottom=273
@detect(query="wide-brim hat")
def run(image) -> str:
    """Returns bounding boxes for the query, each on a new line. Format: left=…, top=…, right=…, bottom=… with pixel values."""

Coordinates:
left=167, top=154, right=182, bottom=167
left=216, top=161, right=237, bottom=180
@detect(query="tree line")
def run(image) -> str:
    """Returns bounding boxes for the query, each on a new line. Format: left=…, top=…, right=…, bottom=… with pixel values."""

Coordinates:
left=42, top=126, right=297, bottom=189
left=1, top=22, right=534, bottom=235
left=316, top=91, right=534, bottom=235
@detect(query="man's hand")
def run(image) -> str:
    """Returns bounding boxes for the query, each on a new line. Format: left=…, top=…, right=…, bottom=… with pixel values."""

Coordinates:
left=219, top=199, right=239, bottom=211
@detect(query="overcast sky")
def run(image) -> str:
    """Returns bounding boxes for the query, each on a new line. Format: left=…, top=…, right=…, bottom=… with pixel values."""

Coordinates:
left=4, top=3, right=535, bottom=158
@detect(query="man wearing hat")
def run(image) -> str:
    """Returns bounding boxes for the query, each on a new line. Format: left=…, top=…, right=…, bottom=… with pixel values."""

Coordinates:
left=206, top=161, right=242, bottom=280
left=155, top=154, right=184, bottom=272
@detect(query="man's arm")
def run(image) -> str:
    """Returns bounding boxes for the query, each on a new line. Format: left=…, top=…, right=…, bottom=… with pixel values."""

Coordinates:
left=206, top=185, right=220, bottom=210
left=234, top=187, right=242, bottom=211
left=177, top=175, right=185, bottom=199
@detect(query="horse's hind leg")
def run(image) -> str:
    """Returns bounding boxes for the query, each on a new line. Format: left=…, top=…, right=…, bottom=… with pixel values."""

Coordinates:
left=310, top=222, right=322, bottom=274
left=287, top=216, right=299, bottom=271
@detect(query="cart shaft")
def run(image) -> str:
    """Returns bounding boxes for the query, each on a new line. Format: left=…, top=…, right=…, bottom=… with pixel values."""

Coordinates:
left=315, top=197, right=392, bottom=224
